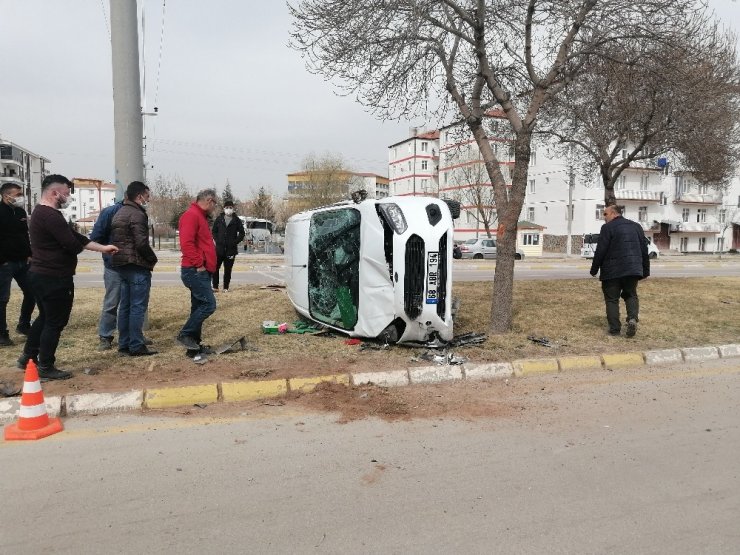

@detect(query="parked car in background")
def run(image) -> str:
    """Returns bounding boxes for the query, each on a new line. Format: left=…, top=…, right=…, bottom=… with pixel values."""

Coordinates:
left=285, top=196, right=458, bottom=343
left=458, top=237, right=524, bottom=260
left=580, top=233, right=659, bottom=259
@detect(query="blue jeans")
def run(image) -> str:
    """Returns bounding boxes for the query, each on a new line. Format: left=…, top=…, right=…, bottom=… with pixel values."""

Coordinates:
left=179, top=267, right=216, bottom=342
left=116, top=265, right=152, bottom=352
left=98, top=265, right=122, bottom=339
left=0, top=260, right=35, bottom=333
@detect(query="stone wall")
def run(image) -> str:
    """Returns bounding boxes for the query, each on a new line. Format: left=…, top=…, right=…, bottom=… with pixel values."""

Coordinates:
left=543, top=234, right=583, bottom=255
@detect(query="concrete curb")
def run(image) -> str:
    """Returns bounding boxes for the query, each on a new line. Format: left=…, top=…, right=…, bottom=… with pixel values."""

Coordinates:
left=2, top=343, right=739, bottom=424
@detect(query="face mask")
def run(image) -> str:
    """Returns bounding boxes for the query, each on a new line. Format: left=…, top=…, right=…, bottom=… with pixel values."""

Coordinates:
left=140, top=201, right=149, bottom=209
left=224, top=208, right=234, bottom=216
left=11, top=196, right=25, bottom=208
left=57, top=193, right=70, bottom=210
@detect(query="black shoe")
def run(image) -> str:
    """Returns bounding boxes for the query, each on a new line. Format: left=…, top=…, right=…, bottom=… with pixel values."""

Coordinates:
left=17, top=354, right=37, bottom=370
left=129, top=346, right=158, bottom=356
left=117, top=348, right=131, bottom=357
left=98, top=336, right=114, bottom=351
left=38, top=366, right=73, bottom=381
left=176, top=335, right=200, bottom=350
left=144, top=337, right=154, bottom=346
left=0, top=332, right=14, bottom=347
left=16, top=323, right=31, bottom=335
left=608, top=330, right=621, bottom=336
left=199, top=344, right=215, bottom=355
left=625, top=319, right=637, bottom=338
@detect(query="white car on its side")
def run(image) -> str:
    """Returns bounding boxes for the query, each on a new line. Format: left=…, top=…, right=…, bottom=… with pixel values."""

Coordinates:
left=285, top=196, right=459, bottom=343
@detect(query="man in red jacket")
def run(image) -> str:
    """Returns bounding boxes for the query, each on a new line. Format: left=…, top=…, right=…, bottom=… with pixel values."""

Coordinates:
left=176, top=188, right=218, bottom=352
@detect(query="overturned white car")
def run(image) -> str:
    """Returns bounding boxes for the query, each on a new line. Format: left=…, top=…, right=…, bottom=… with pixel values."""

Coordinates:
left=285, top=196, right=458, bottom=343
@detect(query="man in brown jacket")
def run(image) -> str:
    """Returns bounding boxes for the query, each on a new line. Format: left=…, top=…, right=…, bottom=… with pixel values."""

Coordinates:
left=110, top=181, right=158, bottom=356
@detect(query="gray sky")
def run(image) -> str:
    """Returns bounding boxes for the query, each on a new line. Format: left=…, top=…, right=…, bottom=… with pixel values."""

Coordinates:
left=1, top=1, right=737, bottom=199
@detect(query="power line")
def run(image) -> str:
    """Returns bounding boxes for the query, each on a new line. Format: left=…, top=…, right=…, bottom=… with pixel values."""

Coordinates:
left=98, top=0, right=111, bottom=40
left=153, top=0, right=167, bottom=108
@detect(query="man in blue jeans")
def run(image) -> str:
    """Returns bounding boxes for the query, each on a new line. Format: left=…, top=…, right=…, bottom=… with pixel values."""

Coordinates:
left=176, top=189, right=218, bottom=354
left=110, top=181, right=158, bottom=356
left=0, top=182, right=35, bottom=346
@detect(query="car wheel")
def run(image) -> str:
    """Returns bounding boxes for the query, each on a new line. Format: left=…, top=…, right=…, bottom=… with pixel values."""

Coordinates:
left=514, top=253, right=522, bottom=260
left=473, top=253, right=484, bottom=260
left=649, top=252, right=657, bottom=259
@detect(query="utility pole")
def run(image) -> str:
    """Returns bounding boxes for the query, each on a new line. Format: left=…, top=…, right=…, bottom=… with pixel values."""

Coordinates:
left=565, top=148, right=575, bottom=258
left=110, top=0, right=144, bottom=202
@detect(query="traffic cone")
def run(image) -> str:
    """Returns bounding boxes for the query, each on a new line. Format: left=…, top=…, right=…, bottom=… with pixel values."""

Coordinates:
left=4, top=359, right=63, bottom=441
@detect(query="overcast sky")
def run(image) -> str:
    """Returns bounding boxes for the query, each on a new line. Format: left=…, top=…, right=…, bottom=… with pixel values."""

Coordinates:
left=1, top=1, right=737, bottom=199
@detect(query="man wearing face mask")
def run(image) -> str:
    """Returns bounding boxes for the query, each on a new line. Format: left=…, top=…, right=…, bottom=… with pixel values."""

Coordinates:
left=0, top=182, right=36, bottom=346
left=210, top=200, right=245, bottom=293
left=109, top=181, right=158, bottom=356
left=176, top=188, right=218, bottom=353
left=18, top=175, right=118, bottom=380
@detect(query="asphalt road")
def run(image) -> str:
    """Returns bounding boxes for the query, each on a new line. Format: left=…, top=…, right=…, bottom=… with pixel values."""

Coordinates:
left=70, top=256, right=740, bottom=287
left=2, top=359, right=739, bottom=554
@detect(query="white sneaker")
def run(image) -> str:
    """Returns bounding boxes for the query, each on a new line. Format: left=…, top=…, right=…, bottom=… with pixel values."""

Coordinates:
left=223, top=288, right=229, bottom=293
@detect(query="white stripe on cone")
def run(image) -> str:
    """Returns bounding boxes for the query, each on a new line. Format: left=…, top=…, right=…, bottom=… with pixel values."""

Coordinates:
left=19, top=404, right=48, bottom=418
left=23, top=381, right=42, bottom=393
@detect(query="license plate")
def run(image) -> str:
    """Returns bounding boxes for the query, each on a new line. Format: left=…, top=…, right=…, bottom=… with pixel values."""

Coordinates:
left=426, top=251, right=439, bottom=304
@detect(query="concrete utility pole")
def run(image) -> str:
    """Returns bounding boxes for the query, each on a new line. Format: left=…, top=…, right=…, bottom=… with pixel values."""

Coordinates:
left=565, top=147, right=575, bottom=258
left=110, top=0, right=144, bottom=202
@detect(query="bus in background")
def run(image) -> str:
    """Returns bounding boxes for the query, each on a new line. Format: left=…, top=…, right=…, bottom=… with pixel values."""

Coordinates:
left=239, top=217, right=277, bottom=252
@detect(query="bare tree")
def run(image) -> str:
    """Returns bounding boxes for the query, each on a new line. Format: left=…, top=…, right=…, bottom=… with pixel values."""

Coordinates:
left=717, top=204, right=739, bottom=259
left=148, top=174, right=192, bottom=232
left=290, top=0, right=701, bottom=333
left=288, top=153, right=361, bottom=213
left=541, top=24, right=740, bottom=205
left=449, top=156, right=498, bottom=237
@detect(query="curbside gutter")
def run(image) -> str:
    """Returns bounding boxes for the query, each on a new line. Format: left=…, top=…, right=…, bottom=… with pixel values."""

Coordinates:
left=2, top=343, right=739, bottom=424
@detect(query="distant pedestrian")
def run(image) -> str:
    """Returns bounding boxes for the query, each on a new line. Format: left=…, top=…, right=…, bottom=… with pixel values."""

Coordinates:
left=0, top=182, right=36, bottom=346
left=590, top=204, right=650, bottom=337
left=176, top=188, right=218, bottom=353
left=18, top=175, right=118, bottom=380
left=211, top=200, right=245, bottom=292
left=110, top=181, right=158, bottom=356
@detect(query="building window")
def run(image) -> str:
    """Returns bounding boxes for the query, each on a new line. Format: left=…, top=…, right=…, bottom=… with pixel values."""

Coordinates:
left=527, top=207, right=535, bottom=221
left=675, top=176, right=687, bottom=196
left=698, top=183, right=708, bottom=194
left=443, top=172, right=448, bottom=184
left=697, top=208, right=707, bottom=223
left=621, top=149, right=627, bottom=159
left=408, top=143, right=412, bottom=153
left=682, top=208, right=690, bottom=222
left=522, top=233, right=540, bottom=246
left=421, top=160, right=428, bottom=170
left=640, top=174, right=649, bottom=190
left=660, top=193, right=667, bottom=206
left=638, top=206, right=648, bottom=222
left=530, top=150, right=537, bottom=166
left=421, top=178, right=429, bottom=192
left=529, top=179, right=535, bottom=194
left=680, top=237, right=688, bottom=252
left=616, top=175, right=626, bottom=190
left=421, top=142, right=428, bottom=152
left=595, top=204, right=605, bottom=220
left=407, top=161, right=411, bottom=171
left=718, top=209, right=727, bottom=224
left=698, top=237, right=706, bottom=251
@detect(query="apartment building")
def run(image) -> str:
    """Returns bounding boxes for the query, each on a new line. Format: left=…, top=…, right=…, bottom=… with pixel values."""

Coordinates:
left=388, top=129, right=439, bottom=196
left=0, top=136, right=51, bottom=212
left=389, top=121, right=740, bottom=253
left=287, top=170, right=389, bottom=200
left=61, top=178, right=117, bottom=227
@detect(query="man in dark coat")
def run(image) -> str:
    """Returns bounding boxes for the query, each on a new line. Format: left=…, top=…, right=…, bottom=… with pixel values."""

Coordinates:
left=590, top=204, right=650, bottom=337
left=110, top=181, right=158, bottom=356
left=211, top=200, right=245, bottom=292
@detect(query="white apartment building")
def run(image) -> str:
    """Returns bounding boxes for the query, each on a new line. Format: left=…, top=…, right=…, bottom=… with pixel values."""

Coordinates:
left=62, top=178, right=117, bottom=226
left=388, top=129, right=439, bottom=196
left=389, top=121, right=740, bottom=253
left=287, top=171, right=389, bottom=200
left=0, top=136, right=51, bottom=212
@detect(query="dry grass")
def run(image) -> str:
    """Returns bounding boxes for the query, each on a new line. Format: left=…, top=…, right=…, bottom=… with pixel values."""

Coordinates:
left=0, top=278, right=738, bottom=394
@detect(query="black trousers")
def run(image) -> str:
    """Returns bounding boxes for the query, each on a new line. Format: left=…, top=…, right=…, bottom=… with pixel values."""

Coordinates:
left=23, top=272, right=74, bottom=368
left=601, top=276, right=639, bottom=333
left=212, top=254, right=236, bottom=290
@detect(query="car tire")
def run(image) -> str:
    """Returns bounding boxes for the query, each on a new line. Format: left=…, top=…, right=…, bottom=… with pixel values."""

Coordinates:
left=515, top=253, right=522, bottom=260
left=649, top=252, right=657, bottom=259
left=473, top=253, right=484, bottom=260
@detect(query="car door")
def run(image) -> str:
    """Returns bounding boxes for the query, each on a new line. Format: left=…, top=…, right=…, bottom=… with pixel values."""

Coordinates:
left=482, top=239, right=496, bottom=258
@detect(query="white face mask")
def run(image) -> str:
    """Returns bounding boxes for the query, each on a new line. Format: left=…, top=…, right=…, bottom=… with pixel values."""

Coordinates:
left=11, top=195, right=25, bottom=208
left=58, top=195, right=71, bottom=210
left=224, top=208, right=234, bottom=216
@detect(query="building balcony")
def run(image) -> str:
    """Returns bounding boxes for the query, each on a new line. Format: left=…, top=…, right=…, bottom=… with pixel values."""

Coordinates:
left=673, top=192, right=723, bottom=204
left=677, top=222, right=721, bottom=233
left=615, top=189, right=661, bottom=202
left=0, top=176, right=24, bottom=186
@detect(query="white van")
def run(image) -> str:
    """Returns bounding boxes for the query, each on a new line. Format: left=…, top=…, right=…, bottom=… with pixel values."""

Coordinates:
left=285, top=196, right=458, bottom=343
left=581, top=233, right=659, bottom=259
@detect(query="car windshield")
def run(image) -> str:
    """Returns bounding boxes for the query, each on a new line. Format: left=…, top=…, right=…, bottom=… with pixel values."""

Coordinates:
left=464, top=239, right=478, bottom=244
left=307, top=208, right=361, bottom=330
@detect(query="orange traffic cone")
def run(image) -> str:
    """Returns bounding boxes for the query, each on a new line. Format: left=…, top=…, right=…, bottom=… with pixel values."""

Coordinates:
left=4, top=359, right=64, bottom=441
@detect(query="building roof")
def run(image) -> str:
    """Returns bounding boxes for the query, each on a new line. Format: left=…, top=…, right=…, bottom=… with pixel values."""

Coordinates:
left=387, top=129, right=440, bottom=149
left=439, top=108, right=507, bottom=132
left=517, top=220, right=546, bottom=230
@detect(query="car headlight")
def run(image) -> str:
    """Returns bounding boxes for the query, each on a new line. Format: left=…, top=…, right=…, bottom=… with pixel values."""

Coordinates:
left=378, top=203, right=408, bottom=234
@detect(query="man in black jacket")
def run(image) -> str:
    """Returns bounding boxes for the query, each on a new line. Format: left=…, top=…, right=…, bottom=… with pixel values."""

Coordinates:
left=211, top=200, right=245, bottom=292
left=0, top=183, right=36, bottom=346
left=590, top=204, right=650, bottom=337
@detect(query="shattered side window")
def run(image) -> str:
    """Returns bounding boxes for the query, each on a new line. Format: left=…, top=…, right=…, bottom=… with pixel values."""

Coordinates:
left=308, top=208, right=361, bottom=330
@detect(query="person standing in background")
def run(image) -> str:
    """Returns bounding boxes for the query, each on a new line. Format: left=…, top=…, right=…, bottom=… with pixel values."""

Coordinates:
left=211, top=200, right=245, bottom=293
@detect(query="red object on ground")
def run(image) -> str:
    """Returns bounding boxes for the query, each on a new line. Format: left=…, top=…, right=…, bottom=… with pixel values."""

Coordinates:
left=4, top=360, right=64, bottom=441
left=344, top=338, right=362, bottom=345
